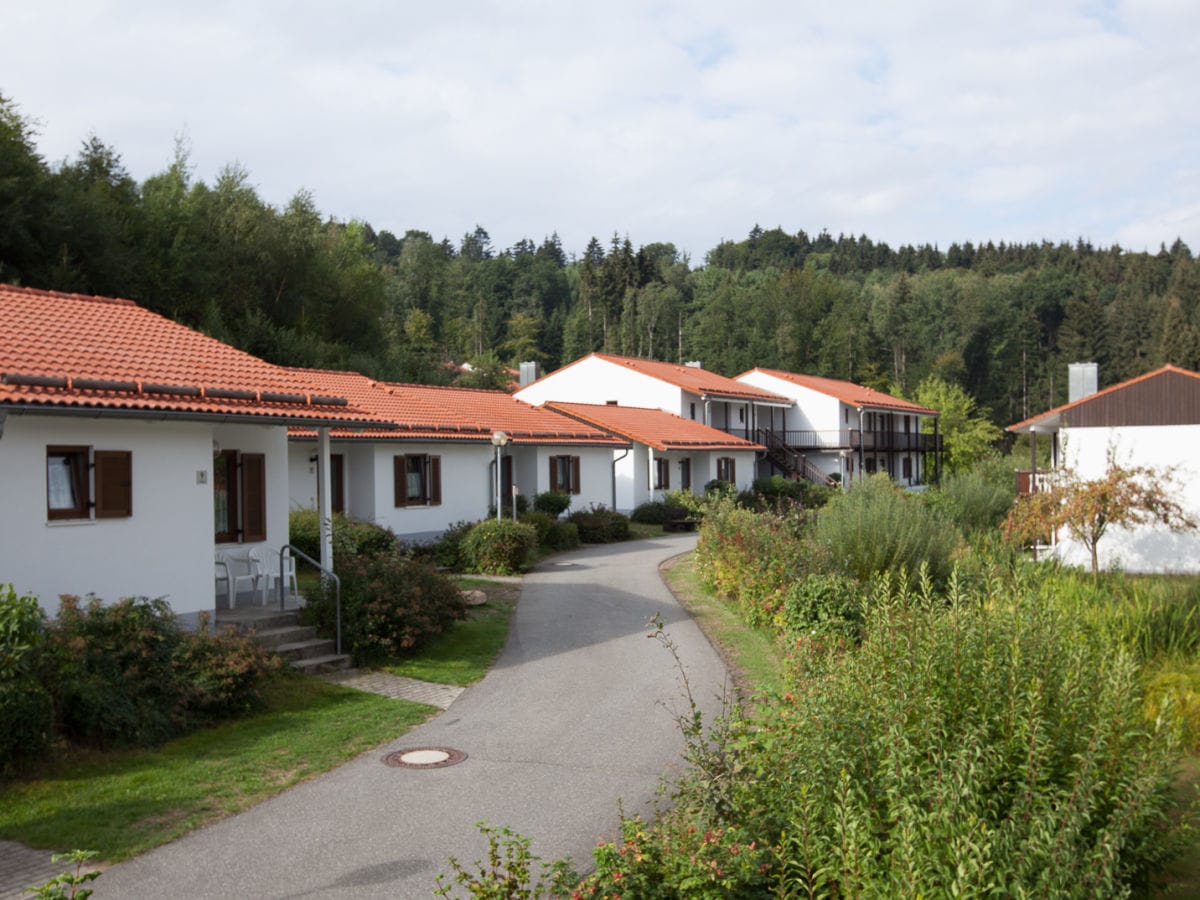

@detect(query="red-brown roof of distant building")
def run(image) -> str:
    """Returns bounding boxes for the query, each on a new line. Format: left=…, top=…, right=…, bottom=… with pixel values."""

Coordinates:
left=738, top=368, right=939, bottom=416
left=545, top=401, right=764, bottom=452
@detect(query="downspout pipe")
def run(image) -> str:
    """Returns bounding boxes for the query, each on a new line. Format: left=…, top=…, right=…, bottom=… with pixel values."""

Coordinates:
left=612, top=447, right=630, bottom=511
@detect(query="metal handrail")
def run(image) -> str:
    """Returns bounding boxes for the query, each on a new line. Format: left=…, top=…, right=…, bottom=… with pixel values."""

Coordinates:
left=281, top=543, right=341, bottom=656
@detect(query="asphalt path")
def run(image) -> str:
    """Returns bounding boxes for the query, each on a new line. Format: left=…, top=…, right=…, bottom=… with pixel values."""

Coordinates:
left=93, top=533, right=727, bottom=899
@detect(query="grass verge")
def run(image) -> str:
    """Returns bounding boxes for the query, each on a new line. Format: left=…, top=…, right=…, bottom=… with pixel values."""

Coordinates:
left=0, top=674, right=435, bottom=862
left=384, top=578, right=518, bottom=685
left=660, top=552, right=784, bottom=698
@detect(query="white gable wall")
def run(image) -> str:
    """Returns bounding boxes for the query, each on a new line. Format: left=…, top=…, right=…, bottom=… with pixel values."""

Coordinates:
left=736, top=371, right=841, bottom=431
left=1, top=414, right=290, bottom=620
left=515, top=357, right=685, bottom=414
left=1052, top=424, right=1200, bottom=573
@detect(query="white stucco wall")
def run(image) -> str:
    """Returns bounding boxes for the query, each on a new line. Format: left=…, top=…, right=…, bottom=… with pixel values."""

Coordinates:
left=0, top=413, right=290, bottom=619
left=1051, top=425, right=1200, bottom=573
left=514, top=357, right=685, bottom=414
left=530, top=445, right=615, bottom=512
left=736, top=371, right=841, bottom=432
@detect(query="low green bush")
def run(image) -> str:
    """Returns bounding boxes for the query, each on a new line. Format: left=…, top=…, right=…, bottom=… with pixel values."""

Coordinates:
left=662, top=488, right=706, bottom=520
left=774, top=572, right=865, bottom=641
left=306, top=549, right=466, bottom=665
left=288, top=510, right=399, bottom=566
left=813, top=473, right=961, bottom=583
left=630, top=501, right=690, bottom=524
left=520, top=511, right=580, bottom=552
left=430, top=520, right=477, bottom=570
left=0, top=589, right=53, bottom=771
left=568, top=506, right=630, bottom=543
left=532, top=491, right=572, bottom=517
left=462, top=519, right=538, bottom=575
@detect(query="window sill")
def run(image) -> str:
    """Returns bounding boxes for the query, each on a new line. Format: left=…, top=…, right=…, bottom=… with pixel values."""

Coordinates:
left=46, top=517, right=95, bottom=527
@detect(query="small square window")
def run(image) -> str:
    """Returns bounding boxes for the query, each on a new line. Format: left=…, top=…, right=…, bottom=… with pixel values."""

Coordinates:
left=47, top=447, right=88, bottom=519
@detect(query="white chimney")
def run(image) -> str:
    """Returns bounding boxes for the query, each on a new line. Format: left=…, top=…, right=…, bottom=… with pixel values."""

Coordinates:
left=518, top=361, right=542, bottom=387
left=1068, top=362, right=1098, bottom=403
left=684, top=360, right=703, bottom=368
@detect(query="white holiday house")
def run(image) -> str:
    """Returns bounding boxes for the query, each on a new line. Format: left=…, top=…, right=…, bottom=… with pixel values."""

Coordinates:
left=735, top=368, right=940, bottom=486
left=287, top=369, right=628, bottom=542
left=1008, top=363, right=1200, bottom=574
left=0, top=285, right=379, bottom=623
left=543, top=402, right=761, bottom=511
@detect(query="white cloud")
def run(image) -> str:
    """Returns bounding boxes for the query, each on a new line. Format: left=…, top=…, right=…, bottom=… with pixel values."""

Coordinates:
left=4, top=0, right=1199, bottom=257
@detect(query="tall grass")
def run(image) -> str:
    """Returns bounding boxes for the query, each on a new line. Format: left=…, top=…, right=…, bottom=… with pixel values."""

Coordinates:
left=813, top=473, right=962, bottom=583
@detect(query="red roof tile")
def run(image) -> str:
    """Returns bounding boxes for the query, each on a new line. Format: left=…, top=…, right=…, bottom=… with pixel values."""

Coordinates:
left=544, top=402, right=764, bottom=452
left=527, top=353, right=790, bottom=404
left=0, top=285, right=378, bottom=424
left=289, top=369, right=627, bottom=445
left=1007, top=364, right=1200, bottom=432
left=739, top=368, right=939, bottom=416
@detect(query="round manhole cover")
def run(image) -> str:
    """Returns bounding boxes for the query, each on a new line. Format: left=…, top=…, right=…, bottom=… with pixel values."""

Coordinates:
left=383, top=747, right=467, bottom=769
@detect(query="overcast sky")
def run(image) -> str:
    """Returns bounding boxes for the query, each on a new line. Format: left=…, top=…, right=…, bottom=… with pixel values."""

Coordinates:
left=6, top=1, right=1198, bottom=261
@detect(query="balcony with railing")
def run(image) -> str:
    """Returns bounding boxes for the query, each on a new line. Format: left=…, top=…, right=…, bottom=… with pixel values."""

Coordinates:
left=1015, top=469, right=1053, bottom=497
left=748, top=429, right=940, bottom=452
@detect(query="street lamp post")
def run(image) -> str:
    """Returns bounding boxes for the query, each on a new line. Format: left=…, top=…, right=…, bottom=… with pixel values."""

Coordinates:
left=491, top=431, right=509, bottom=521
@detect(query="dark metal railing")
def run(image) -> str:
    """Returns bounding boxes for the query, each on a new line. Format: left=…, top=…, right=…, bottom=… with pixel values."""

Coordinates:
left=281, top=543, right=341, bottom=656
left=751, top=428, right=940, bottom=452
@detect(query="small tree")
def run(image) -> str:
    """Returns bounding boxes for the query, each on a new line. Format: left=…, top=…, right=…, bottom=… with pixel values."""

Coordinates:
left=1004, top=454, right=1197, bottom=574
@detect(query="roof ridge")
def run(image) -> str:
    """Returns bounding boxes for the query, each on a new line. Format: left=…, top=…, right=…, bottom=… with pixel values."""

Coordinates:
left=1, top=283, right=137, bottom=307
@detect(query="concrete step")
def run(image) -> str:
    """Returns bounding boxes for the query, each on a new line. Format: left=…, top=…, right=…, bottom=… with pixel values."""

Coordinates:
left=276, top=638, right=338, bottom=662
left=291, top=653, right=353, bottom=675
left=215, top=608, right=302, bottom=634
left=253, top=624, right=319, bottom=650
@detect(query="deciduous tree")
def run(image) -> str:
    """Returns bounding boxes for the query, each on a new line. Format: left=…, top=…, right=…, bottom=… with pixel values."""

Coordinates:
left=1003, top=454, right=1197, bottom=574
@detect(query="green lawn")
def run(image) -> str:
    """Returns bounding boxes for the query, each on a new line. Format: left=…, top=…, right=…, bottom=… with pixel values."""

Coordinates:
left=0, top=675, right=434, bottom=862
left=384, top=580, right=518, bottom=685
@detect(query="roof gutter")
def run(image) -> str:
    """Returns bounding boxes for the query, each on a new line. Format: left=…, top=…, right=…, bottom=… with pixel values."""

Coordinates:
left=0, top=403, right=391, bottom=430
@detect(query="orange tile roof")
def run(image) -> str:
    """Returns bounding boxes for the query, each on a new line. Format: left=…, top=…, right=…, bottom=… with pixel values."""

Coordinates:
left=0, top=285, right=379, bottom=425
left=739, top=368, right=939, bottom=416
left=1007, top=364, right=1200, bottom=432
left=545, top=402, right=764, bottom=452
left=289, top=369, right=627, bottom=446
left=529, top=353, right=790, bottom=404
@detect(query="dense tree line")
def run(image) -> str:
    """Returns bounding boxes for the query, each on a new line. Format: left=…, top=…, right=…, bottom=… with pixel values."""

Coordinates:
left=3, top=93, right=1198, bottom=426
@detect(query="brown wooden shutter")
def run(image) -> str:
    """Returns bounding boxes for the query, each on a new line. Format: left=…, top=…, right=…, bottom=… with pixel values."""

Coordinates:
left=571, top=456, right=581, bottom=495
left=94, top=450, right=132, bottom=518
left=241, top=453, right=267, bottom=542
left=549, top=457, right=559, bottom=492
left=430, top=456, right=442, bottom=505
left=394, top=456, right=407, bottom=507
left=729, top=457, right=736, bottom=485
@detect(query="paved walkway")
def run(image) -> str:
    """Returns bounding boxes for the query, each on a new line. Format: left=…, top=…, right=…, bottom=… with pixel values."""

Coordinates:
left=0, top=842, right=71, bottom=900
left=320, top=669, right=465, bottom=709
left=15, top=534, right=724, bottom=899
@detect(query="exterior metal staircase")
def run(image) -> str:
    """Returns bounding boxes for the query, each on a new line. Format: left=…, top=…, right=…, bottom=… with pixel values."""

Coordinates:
left=757, top=428, right=838, bottom=488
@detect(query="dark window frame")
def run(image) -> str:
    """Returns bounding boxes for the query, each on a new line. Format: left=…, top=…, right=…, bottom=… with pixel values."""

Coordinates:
left=549, top=455, right=582, bottom=495
left=716, top=456, right=736, bottom=485
left=215, top=450, right=266, bottom=544
left=47, top=446, right=133, bottom=521
left=393, top=454, right=442, bottom=507
left=680, top=458, right=692, bottom=491
left=653, top=457, right=670, bottom=490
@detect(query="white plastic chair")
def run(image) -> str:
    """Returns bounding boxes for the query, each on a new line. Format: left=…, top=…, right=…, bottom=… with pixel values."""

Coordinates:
left=250, top=547, right=298, bottom=605
left=216, top=549, right=260, bottom=605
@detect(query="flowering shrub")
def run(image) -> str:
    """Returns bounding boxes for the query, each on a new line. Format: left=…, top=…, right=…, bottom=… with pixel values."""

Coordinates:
left=39, top=595, right=276, bottom=749
left=307, top=549, right=466, bottom=665
left=694, top=497, right=826, bottom=629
